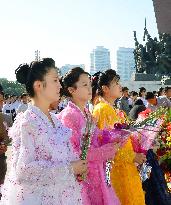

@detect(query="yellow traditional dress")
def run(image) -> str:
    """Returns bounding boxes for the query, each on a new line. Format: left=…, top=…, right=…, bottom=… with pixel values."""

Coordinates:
left=93, top=99, right=145, bottom=205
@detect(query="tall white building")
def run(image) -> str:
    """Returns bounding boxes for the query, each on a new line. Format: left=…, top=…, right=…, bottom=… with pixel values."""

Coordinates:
left=59, top=64, right=85, bottom=76
left=90, top=46, right=111, bottom=75
left=117, top=47, right=135, bottom=81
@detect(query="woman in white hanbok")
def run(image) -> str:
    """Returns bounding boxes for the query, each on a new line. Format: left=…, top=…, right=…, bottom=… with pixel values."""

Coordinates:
left=1, top=59, right=87, bottom=205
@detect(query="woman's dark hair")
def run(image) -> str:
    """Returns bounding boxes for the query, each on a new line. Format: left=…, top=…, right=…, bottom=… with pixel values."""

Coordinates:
left=139, top=87, right=146, bottom=97
left=15, top=58, right=56, bottom=97
left=92, top=69, right=120, bottom=100
left=62, top=67, right=90, bottom=97
left=21, top=93, right=27, bottom=98
left=132, top=91, right=138, bottom=97
left=145, top=92, right=155, bottom=100
left=165, top=86, right=171, bottom=92
left=157, top=87, right=164, bottom=97
left=134, top=99, right=144, bottom=106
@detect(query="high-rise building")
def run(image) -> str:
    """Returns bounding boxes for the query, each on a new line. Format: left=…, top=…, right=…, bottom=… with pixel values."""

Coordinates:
left=117, top=47, right=135, bottom=81
left=90, top=46, right=111, bottom=75
left=59, top=64, right=85, bottom=76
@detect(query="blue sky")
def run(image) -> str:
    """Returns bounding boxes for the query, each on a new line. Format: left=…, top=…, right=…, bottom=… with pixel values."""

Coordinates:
left=0, top=0, right=158, bottom=80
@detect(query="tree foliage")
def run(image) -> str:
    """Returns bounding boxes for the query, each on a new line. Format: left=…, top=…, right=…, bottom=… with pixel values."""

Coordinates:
left=0, top=78, right=26, bottom=96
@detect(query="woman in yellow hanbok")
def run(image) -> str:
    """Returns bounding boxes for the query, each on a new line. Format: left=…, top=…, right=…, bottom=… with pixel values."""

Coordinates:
left=92, top=69, right=146, bottom=205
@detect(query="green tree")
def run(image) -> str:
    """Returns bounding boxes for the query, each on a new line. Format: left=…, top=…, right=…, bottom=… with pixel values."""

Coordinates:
left=0, top=78, right=26, bottom=96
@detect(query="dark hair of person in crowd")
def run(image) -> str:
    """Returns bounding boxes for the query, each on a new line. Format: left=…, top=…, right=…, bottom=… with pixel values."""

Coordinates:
left=129, top=99, right=146, bottom=120
left=157, top=87, right=164, bottom=97
left=139, top=87, right=146, bottom=97
left=145, top=92, right=155, bottom=100
left=132, top=91, right=138, bottom=97
left=21, top=93, right=27, bottom=99
left=153, top=90, right=157, bottom=96
left=0, top=84, right=3, bottom=92
left=61, top=67, right=90, bottom=97
left=91, top=69, right=120, bottom=101
left=164, top=86, right=171, bottom=92
left=122, top=87, right=129, bottom=92
left=134, top=99, right=144, bottom=106
left=15, top=58, right=56, bottom=97
left=0, top=84, right=4, bottom=97
left=0, top=91, right=4, bottom=98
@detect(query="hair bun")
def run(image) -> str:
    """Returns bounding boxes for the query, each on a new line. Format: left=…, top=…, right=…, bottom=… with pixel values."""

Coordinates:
left=15, top=64, right=30, bottom=84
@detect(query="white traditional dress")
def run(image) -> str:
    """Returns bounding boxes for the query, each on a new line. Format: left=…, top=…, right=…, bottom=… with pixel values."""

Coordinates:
left=1, top=104, right=82, bottom=205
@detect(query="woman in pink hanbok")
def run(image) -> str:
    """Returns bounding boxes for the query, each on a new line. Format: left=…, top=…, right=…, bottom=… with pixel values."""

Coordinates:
left=1, top=59, right=87, bottom=205
left=57, top=67, right=121, bottom=205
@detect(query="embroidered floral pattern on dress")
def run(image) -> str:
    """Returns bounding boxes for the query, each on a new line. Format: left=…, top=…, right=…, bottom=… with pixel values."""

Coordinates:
left=1, top=105, right=82, bottom=205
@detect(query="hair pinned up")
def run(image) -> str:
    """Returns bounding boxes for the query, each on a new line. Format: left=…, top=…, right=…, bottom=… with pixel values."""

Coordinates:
left=62, top=67, right=90, bottom=97
left=92, top=69, right=120, bottom=100
left=15, top=58, right=56, bottom=97
left=15, top=64, right=30, bottom=85
left=91, top=71, right=102, bottom=100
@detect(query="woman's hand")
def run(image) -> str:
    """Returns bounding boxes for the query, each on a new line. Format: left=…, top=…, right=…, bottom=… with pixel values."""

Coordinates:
left=134, top=153, right=146, bottom=165
left=71, top=160, right=87, bottom=175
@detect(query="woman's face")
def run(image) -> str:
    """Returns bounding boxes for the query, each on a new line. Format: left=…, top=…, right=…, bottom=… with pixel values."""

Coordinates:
left=71, top=74, right=92, bottom=103
left=105, top=80, right=122, bottom=100
left=141, top=90, right=146, bottom=97
left=39, top=68, right=61, bottom=104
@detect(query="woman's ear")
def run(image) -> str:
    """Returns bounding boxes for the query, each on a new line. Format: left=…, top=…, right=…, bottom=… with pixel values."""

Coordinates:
left=33, top=80, right=42, bottom=93
left=102, top=85, right=109, bottom=94
left=68, top=87, right=75, bottom=95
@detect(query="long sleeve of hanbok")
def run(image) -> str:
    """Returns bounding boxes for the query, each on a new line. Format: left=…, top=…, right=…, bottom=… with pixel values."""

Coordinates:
left=10, top=118, right=74, bottom=186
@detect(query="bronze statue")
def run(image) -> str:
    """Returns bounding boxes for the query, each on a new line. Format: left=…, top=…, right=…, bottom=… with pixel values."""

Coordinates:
left=133, top=21, right=171, bottom=75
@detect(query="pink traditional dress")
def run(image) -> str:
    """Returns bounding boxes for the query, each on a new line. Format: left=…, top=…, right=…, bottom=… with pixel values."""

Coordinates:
left=1, top=105, right=83, bottom=205
left=57, top=101, right=121, bottom=205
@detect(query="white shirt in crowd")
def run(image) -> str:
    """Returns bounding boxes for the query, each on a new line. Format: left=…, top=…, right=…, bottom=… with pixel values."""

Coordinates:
left=17, top=103, right=28, bottom=114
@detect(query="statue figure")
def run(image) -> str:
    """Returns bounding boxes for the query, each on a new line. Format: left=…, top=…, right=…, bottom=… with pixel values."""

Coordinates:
left=133, top=31, right=141, bottom=73
left=133, top=20, right=171, bottom=76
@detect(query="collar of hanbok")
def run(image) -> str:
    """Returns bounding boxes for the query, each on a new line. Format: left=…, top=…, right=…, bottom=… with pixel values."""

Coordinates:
left=67, top=101, right=89, bottom=120
left=27, top=104, right=59, bottom=129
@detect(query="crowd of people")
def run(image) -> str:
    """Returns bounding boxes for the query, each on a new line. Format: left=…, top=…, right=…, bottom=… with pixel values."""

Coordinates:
left=0, top=58, right=170, bottom=205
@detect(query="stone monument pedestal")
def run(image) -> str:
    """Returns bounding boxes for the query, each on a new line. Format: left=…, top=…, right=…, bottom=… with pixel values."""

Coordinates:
left=132, top=73, right=162, bottom=81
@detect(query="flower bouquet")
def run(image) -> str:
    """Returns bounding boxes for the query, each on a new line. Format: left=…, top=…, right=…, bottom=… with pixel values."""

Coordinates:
left=99, top=124, right=131, bottom=146
left=155, top=108, right=171, bottom=192
left=77, top=111, right=95, bottom=182
left=133, top=107, right=171, bottom=188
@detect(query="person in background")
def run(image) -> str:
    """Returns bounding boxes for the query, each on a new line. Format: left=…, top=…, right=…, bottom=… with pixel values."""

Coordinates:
left=128, top=91, right=138, bottom=109
left=157, top=87, right=165, bottom=97
left=16, top=93, right=28, bottom=114
left=0, top=92, right=13, bottom=128
left=145, top=92, right=171, bottom=111
left=153, top=91, right=157, bottom=97
left=139, top=87, right=148, bottom=107
left=117, top=86, right=130, bottom=116
left=2, top=95, right=12, bottom=115
left=129, top=99, right=146, bottom=121
left=165, top=86, right=171, bottom=101
left=2, top=95, right=16, bottom=122
left=12, top=95, right=21, bottom=111
left=0, top=87, right=12, bottom=200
